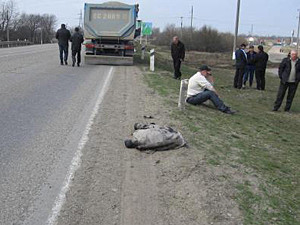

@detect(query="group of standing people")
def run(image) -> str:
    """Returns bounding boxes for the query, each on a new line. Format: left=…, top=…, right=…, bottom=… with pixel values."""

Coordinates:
left=235, top=43, right=300, bottom=112
left=56, top=24, right=84, bottom=67
left=234, top=44, right=269, bottom=90
left=170, top=37, right=299, bottom=114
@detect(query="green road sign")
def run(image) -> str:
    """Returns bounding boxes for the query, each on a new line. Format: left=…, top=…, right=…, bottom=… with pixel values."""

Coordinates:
left=142, top=22, right=152, bottom=36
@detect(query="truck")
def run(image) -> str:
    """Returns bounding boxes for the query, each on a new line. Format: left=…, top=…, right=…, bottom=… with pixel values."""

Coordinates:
left=83, top=1, right=139, bottom=65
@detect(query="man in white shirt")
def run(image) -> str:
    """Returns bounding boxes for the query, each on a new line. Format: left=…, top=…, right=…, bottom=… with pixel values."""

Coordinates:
left=186, top=65, right=235, bottom=114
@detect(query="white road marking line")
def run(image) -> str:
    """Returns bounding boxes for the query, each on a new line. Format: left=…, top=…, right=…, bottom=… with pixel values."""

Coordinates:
left=46, top=66, right=114, bottom=225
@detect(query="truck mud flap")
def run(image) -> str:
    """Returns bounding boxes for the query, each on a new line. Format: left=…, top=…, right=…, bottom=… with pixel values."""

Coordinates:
left=84, top=55, right=133, bottom=65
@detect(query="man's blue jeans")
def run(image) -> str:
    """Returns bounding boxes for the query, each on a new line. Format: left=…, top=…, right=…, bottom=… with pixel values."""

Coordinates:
left=186, top=90, right=228, bottom=112
left=243, top=66, right=255, bottom=86
left=59, top=44, right=69, bottom=63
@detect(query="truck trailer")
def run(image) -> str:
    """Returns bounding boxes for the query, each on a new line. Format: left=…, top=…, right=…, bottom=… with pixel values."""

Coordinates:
left=83, top=1, right=139, bottom=65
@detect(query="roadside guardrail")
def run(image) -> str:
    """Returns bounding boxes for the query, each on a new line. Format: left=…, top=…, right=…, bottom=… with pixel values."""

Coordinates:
left=0, top=41, right=33, bottom=48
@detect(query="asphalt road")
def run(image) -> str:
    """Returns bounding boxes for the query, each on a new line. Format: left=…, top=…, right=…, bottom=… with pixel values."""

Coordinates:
left=0, top=44, right=113, bottom=225
left=268, top=45, right=286, bottom=63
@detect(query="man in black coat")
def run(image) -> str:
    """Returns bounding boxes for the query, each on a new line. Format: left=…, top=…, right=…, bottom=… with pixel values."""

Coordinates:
left=171, top=36, right=185, bottom=80
left=56, top=24, right=71, bottom=65
left=234, top=43, right=247, bottom=89
left=273, top=50, right=300, bottom=112
left=253, top=45, right=269, bottom=90
left=70, top=27, right=84, bottom=67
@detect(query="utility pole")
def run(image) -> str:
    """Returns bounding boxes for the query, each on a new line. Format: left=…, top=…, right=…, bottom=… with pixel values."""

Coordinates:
left=41, top=29, right=43, bottom=45
left=297, top=9, right=300, bottom=53
left=6, top=28, right=9, bottom=42
left=232, top=0, right=241, bottom=60
left=79, top=10, right=83, bottom=28
left=190, top=6, right=194, bottom=46
left=6, top=28, right=10, bottom=47
left=190, top=6, right=193, bottom=30
left=180, top=16, right=183, bottom=38
left=251, top=24, right=253, bottom=36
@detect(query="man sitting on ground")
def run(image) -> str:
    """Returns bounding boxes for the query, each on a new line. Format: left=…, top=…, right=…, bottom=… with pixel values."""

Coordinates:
left=186, top=65, right=236, bottom=114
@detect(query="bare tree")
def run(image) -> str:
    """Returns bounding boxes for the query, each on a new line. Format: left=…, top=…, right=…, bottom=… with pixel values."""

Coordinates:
left=0, top=1, right=7, bottom=39
left=152, top=24, right=247, bottom=53
left=0, top=0, right=57, bottom=43
left=0, top=0, right=17, bottom=41
left=28, top=14, right=41, bottom=42
left=11, top=13, right=56, bottom=43
left=40, top=14, right=57, bottom=43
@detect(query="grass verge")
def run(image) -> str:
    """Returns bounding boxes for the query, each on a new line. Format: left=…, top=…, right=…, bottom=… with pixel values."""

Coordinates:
left=134, top=47, right=300, bottom=225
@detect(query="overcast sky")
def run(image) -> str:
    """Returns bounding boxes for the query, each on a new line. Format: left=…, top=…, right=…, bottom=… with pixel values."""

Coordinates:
left=15, top=0, right=299, bottom=36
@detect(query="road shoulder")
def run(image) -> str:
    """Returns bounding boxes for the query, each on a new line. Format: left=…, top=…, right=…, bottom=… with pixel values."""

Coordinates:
left=56, top=65, right=243, bottom=225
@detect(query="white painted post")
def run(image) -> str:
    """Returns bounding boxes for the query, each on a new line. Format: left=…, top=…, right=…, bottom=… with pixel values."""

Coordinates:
left=150, top=49, right=155, bottom=71
left=178, top=79, right=189, bottom=110
left=141, top=45, right=146, bottom=60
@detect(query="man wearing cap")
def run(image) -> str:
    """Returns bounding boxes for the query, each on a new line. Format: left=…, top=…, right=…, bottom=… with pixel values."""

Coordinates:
left=234, top=44, right=247, bottom=89
left=186, top=65, right=235, bottom=114
left=273, top=50, right=300, bottom=112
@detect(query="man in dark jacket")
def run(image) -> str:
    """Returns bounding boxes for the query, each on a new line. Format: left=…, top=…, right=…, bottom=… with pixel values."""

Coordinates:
left=234, top=43, right=247, bottom=89
left=70, top=27, right=84, bottom=67
left=56, top=24, right=71, bottom=65
left=171, top=36, right=185, bottom=80
left=273, top=50, right=300, bottom=112
left=243, top=45, right=256, bottom=88
left=253, top=45, right=269, bottom=90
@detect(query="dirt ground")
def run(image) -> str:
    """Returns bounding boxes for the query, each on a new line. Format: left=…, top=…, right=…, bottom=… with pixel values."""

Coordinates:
left=56, top=66, right=244, bottom=225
